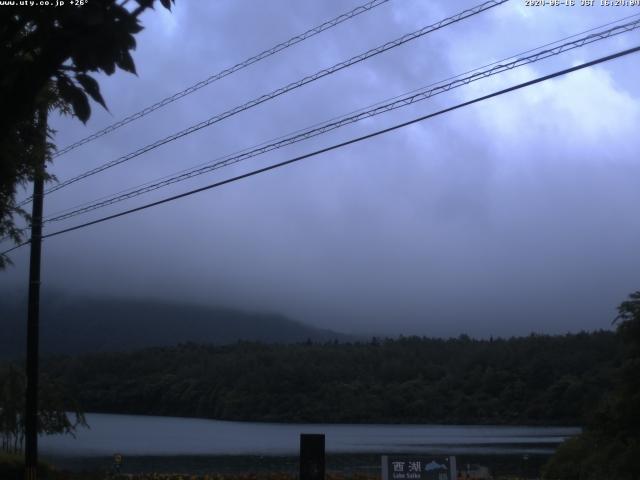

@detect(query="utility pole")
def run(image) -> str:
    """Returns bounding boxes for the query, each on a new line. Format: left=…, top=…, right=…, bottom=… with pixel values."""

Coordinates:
left=24, top=106, right=47, bottom=480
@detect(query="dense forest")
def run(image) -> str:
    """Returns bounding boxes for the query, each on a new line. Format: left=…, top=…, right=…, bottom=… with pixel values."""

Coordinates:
left=543, top=291, right=640, bottom=479
left=40, top=331, right=619, bottom=425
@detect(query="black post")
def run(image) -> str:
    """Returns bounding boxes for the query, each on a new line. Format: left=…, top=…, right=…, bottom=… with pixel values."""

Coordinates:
left=24, top=106, right=46, bottom=480
left=300, top=433, right=325, bottom=480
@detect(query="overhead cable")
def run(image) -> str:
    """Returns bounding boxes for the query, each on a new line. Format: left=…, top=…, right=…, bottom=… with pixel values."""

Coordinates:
left=3, top=43, right=636, bottom=258
left=25, top=0, right=507, bottom=204
left=53, top=0, right=393, bottom=158
left=42, top=17, right=640, bottom=224
left=40, top=12, right=640, bottom=222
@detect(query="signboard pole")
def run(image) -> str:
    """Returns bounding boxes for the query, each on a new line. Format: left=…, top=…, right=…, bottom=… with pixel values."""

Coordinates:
left=449, top=456, right=457, bottom=480
left=300, top=434, right=325, bottom=480
left=382, top=456, right=389, bottom=480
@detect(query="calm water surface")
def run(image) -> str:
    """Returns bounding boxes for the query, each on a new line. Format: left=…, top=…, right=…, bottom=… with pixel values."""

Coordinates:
left=40, top=413, right=580, bottom=457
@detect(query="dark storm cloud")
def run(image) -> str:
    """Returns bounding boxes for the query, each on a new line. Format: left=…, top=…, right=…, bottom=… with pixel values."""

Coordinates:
left=2, top=0, right=639, bottom=337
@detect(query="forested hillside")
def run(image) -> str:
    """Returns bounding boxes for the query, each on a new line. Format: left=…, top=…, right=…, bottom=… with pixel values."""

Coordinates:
left=41, top=331, right=619, bottom=425
left=0, top=294, right=350, bottom=359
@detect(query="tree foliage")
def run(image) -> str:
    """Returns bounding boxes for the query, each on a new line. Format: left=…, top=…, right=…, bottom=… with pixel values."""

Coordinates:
left=0, top=0, right=174, bottom=268
left=40, top=330, right=619, bottom=426
left=543, top=291, right=640, bottom=480
left=0, top=364, right=87, bottom=454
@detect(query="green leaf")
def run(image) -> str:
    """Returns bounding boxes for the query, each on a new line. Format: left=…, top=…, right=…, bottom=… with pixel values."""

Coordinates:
left=135, top=0, right=154, bottom=10
left=102, top=60, right=116, bottom=76
left=57, top=76, right=91, bottom=123
left=76, top=73, right=108, bottom=111
left=116, top=50, right=137, bottom=75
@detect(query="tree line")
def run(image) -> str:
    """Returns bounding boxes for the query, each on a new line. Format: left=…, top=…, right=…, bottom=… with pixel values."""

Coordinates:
left=38, top=330, right=620, bottom=426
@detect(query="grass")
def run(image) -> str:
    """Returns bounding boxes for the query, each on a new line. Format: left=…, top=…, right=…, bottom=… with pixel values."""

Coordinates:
left=4, top=452, right=548, bottom=479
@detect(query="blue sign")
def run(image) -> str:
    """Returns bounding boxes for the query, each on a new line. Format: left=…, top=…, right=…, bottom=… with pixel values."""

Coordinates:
left=382, top=455, right=457, bottom=480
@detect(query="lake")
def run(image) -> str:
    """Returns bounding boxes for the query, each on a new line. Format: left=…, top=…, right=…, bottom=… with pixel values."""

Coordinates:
left=40, top=413, right=579, bottom=457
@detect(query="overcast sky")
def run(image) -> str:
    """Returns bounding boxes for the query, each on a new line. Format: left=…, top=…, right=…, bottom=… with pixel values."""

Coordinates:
left=2, top=0, right=640, bottom=337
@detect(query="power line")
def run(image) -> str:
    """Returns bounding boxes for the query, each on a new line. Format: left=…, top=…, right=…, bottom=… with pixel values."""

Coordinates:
left=7, top=12, right=638, bottom=235
left=26, top=10, right=638, bottom=228
left=41, top=17, right=640, bottom=224
left=3, top=44, right=636, bottom=257
left=1, top=240, right=29, bottom=255
left=24, top=0, right=507, bottom=205
left=36, top=10, right=640, bottom=222
left=39, top=12, right=640, bottom=222
left=52, top=0, right=393, bottom=159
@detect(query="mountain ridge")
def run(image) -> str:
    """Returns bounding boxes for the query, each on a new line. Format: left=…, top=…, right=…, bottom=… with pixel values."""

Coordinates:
left=0, top=293, right=352, bottom=359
